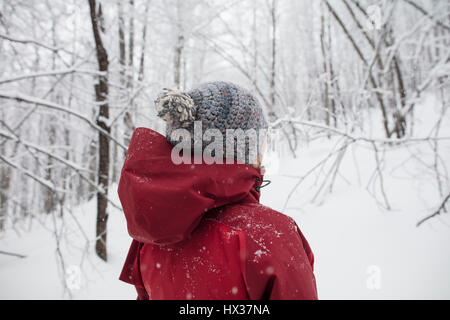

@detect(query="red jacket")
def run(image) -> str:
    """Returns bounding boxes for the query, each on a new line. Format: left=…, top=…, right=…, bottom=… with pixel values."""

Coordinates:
left=118, top=128, right=318, bottom=300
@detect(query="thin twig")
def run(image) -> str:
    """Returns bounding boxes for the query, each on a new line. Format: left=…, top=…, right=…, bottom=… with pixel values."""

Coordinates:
left=417, top=193, right=450, bottom=227
left=0, top=250, right=26, bottom=258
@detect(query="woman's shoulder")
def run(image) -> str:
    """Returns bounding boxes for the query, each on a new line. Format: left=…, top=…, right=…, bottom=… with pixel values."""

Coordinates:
left=205, top=202, right=299, bottom=237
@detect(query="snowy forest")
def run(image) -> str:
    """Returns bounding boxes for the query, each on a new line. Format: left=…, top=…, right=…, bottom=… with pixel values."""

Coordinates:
left=0, top=0, right=449, bottom=299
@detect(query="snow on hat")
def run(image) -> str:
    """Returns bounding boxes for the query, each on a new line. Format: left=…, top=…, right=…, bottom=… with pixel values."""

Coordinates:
left=155, top=81, right=268, bottom=164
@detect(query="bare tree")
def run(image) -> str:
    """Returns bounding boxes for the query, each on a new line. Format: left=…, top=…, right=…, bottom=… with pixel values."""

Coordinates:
left=138, top=0, right=151, bottom=82
left=174, top=0, right=185, bottom=89
left=88, top=0, right=110, bottom=262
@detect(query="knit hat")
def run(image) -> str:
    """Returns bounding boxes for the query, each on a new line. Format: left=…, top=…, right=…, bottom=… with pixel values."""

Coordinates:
left=155, top=81, right=267, bottom=164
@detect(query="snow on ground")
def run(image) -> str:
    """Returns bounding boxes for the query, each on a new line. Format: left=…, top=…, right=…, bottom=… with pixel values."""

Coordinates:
left=262, top=93, right=450, bottom=299
left=0, top=187, right=135, bottom=299
left=0, top=94, right=449, bottom=299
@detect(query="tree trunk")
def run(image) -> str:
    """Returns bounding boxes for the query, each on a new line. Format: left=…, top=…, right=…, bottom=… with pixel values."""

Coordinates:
left=251, top=4, right=258, bottom=93
left=0, top=109, right=12, bottom=230
left=87, top=134, right=97, bottom=201
left=127, top=0, right=135, bottom=89
left=174, top=34, right=184, bottom=89
left=174, top=0, right=184, bottom=89
left=138, top=0, right=150, bottom=82
left=320, top=6, right=330, bottom=127
left=88, top=0, right=110, bottom=262
left=269, top=0, right=277, bottom=121
left=44, top=122, right=57, bottom=214
left=118, top=1, right=126, bottom=83
left=121, top=0, right=136, bottom=147
left=326, top=14, right=338, bottom=128
left=346, top=0, right=407, bottom=138
left=325, top=0, right=391, bottom=138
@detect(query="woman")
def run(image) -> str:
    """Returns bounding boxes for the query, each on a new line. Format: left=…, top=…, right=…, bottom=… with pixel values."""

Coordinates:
left=118, top=81, right=317, bottom=300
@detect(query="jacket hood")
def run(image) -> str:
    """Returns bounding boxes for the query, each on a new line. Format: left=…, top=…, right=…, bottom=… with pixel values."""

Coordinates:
left=118, top=127, right=263, bottom=244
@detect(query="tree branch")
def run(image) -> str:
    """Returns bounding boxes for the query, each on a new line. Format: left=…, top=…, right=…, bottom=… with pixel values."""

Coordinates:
left=0, top=68, right=105, bottom=85
left=0, top=90, right=126, bottom=150
left=402, top=0, right=450, bottom=32
left=417, top=193, right=450, bottom=227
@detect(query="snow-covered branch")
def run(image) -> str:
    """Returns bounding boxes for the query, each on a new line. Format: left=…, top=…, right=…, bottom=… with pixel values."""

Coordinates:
left=0, top=32, right=78, bottom=56
left=271, top=117, right=450, bottom=144
left=0, top=68, right=106, bottom=85
left=0, top=90, right=126, bottom=150
left=0, top=130, right=122, bottom=211
left=0, top=154, right=65, bottom=193
left=417, top=193, right=450, bottom=227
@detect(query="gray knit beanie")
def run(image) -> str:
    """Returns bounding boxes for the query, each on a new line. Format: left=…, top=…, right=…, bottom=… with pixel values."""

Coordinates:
left=154, top=81, right=267, bottom=164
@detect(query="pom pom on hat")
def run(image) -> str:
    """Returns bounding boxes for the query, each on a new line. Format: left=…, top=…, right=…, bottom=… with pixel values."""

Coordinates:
left=155, top=88, right=196, bottom=123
